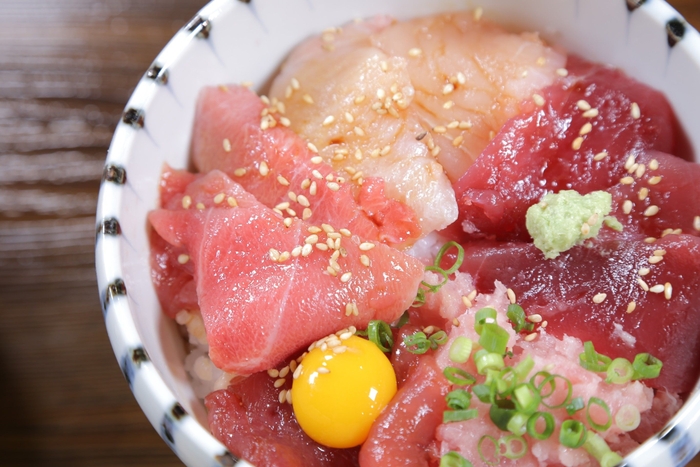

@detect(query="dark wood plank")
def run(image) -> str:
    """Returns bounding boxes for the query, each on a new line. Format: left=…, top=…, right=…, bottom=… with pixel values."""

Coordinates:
left=0, top=1, right=698, bottom=466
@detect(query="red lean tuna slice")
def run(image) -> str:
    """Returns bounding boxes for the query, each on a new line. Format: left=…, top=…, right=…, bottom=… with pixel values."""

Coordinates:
left=149, top=170, right=424, bottom=374
left=359, top=357, right=451, bottom=467
left=452, top=55, right=678, bottom=241
left=206, top=372, right=359, bottom=467
left=457, top=235, right=700, bottom=394
left=190, top=84, right=421, bottom=246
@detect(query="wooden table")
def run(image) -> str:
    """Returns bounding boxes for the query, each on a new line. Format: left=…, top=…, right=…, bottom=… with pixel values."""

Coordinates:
left=0, top=1, right=698, bottom=465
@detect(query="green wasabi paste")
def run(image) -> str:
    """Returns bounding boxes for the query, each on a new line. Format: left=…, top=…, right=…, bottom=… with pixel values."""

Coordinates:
left=525, top=190, right=621, bottom=259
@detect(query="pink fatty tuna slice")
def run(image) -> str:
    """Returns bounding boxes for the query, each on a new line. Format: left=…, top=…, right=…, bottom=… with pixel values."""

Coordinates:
left=149, top=170, right=424, bottom=375
left=268, top=12, right=566, bottom=235
left=457, top=235, right=700, bottom=395
left=190, top=84, right=421, bottom=247
left=206, top=372, right=359, bottom=467
left=452, top=55, right=680, bottom=242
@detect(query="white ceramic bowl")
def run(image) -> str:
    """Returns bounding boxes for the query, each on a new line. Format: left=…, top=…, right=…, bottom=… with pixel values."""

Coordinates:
left=95, top=0, right=700, bottom=465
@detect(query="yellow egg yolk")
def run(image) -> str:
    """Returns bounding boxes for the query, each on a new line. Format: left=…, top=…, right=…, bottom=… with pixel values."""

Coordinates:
left=291, top=334, right=397, bottom=448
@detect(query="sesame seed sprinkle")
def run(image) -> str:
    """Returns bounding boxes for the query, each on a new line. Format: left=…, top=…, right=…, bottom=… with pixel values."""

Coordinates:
left=443, top=101, right=455, bottom=109
left=312, top=170, right=323, bottom=180
left=452, top=135, right=464, bottom=147
left=577, top=100, right=591, bottom=111
left=572, top=137, right=584, bottom=151
left=182, top=195, right=192, bottom=209
left=582, top=108, right=599, bottom=118
left=637, top=277, right=650, bottom=291
left=532, top=94, right=545, bottom=107
left=259, top=161, right=270, bottom=176
left=462, top=295, right=472, bottom=308
left=624, top=155, right=636, bottom=170
left=626, top=301, right=636, bottom=313
left=316, top=243, right=328, bottom=251
left=664, top=282, right=672, bottom=300
left=648, top=176, right=662, bottom=185
left=593, top=151, right=608, bottom=161
left=442, top=83, right=455, bottom=95
left=592, top=293, right=607, bottom=304
left=473, top=7, right=483, bottom=21
left=635, top=164, right=646, bottom=178
left=340, top=272, right=352, bottom=283
left=649, top=255, right=663, bottom=264
left=631, top=102, right=641, bottom=119
left=213, top=193, right=225, bottom=205
left=644, top=237, right=657, bottom=244
left=302, top=94, right=314, bottom=104
left=467, top=289, right=477, bottom=301
left=322, top=115, right=335, bottom=126
left=222, top=138, right=232, bottom=152
left=649, top=159, right=660, bottom=171
left=638, top=267, right=650, bottom=276
left=268, top=368, right=279, bottom=378
left=234, top=168, right=247, bottom=177
left=644, top=205, right=660, bottom=217
left=694, top=216, right=700, bottom=231
left=654, top=249, right=667, bottom=256
left=279, top=366, right=290, bottom=378
left=649, top=284, right=665, bottom=294
left=524, top=333, right=537, bottom=342
left=506, top=288, right=516, bottom=304
left=196, top=202, right=205, bottom=210
left=623, top=200, right=633, bottom=215
left=638, top=187, right=649, bottom=201
left=359, top=242, right=375, bottom=251
left=527, top=314, right=543, bottom=323
left=620, top=176, right=634, bottom=185
left=360, top=254, right=371, bottom=267
left=556, top=68, right=569, bottom=77
left=177, top=254, right=189, bottom=264
left=579, top=123, right=592, bottom=135
left=274, top=378, right=286, bottom=388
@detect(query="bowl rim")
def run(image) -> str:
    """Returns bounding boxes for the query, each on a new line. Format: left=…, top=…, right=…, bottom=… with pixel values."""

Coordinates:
left=95, top=1, right=700, bottom=466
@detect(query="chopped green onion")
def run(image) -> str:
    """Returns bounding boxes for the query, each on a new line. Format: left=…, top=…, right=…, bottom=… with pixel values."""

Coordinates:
left=513, top=383, right=541, bottom=415
left=479, top=322, right=509, bottom=355
left=474, top=308, right=497, bottom=335
left=430, top=330, right=449, bottom=347
left=435, top=241, right=465, bottom=275
left=583, top=432, right=619, bottom=467
left=404, top=331, right=431, bottom=354
left=506, top=412, right=529, bottom=436
left=559, top=419, right=587, bottom=449
left=498, top=434, right=528, bottom=460
left=606, top=357, right=634, bottom=384
left=632, top=352, right=663, bottom=379
left=423, top=266, right=449, bottom=292
left=586, top=397, right=612, bottom=431
left=526, top=411, right=555, bottom=440
left=478, top=435, right=500, bottom=465
left=472, top=384, right=493, bottom=403
left=446, top=389, right=472, bottom=410
left=440, top=451, right=473, bottom=467
left=614, top=404, right=641, bottom=432
left=444, top=367, right=477, bottom=386
left=366, top=320, right=393, bottom=352
left=475, top=350, right=505, bottom=375
left=496, top=367, right=517, bottom=395
left=532, top=372, right=572, bottom=409
left=566, top=396, right=585, bottom=415
left=506, top=304, right=534, bottom=332
left=395, top=311, right=410, bottom=328
left=489, top=399, right=516, bottom=431
left=514, top=355, right=534, bottom=383
left=579, top=341, right=612, bottom=372
left=449, top=336, right=473, bottom=363
left=443, top=408, right=479, bottom=423
left=412, top=289, right=426, bottom=308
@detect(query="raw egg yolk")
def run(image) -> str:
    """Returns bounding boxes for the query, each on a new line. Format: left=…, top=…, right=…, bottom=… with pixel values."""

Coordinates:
left=292, top=335, right=397, bottom=448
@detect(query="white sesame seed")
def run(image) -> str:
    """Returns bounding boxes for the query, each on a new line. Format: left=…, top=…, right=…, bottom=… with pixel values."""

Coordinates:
left=443, top=101, right=455, bottom=109
left=638, top=187, right=649, bottom=201
left=433, top=126, right=447, bottom=134
left=648, top=176, right=662, bottom=185
left=623, top=200, right=633, bottom=215
left=279, top=366, right=290, bottom=378
left=234, top=168, right=247, bottom=177
left=267, top=368, right=279, bottom=378
left=582, top=108, right=599, bottom=118
left=624, top=155, right=636, bottom=171
left=664, top=282, right=672, bottom=300
left=285, top=389, right=292, bottom=404
left=181, top=195, right=192, bottom=209
left=649, top=255, right=663, bottom=264
left=593, top=151, right=608, bottom=161
left=626, top=301, right=636, bottom=313
left=580, top=123, right=593, bottom=135
left=177, top=254, right=189, bottom=265
left=635, top=164, right=646, bottom=178
left=339, top=228, right=351, bottom=237
left=694, top=216, right=700, bottom=231
left=592, top=293, right=607, bottom=304
left=301, top=243, right=313, bottom=257
left=312, top=170, right=323, bottom=180
left=637, top=277, right=649, bottom=291
left=644, top=237, right=657, bottom=244
left=196, top=202, right=205, bottom=210
left=620, top=176, right=634, bottom=185
left=577, top=100, right=591, bottom=111
left=278, top=251, right=290, bottom=262
left=222, top=138, right=232, bottom=152
left=297, top=195, right=310, bottom=207
left=304, top=234, right=318, bottom=245
left=644, top=205, right=660, bottom=217
left=340, top=272, right=352, bottom=283
left=302, top=208, right=312, bottom=220
left=283, top=217, right=293, bottom=228
left=467, top=289, right=477, bottom=301
left=442, top=83, right=455, bottom=95
left=462, top=295, right=472, bottom=308
left=532, top=94, right=545, bottom=107
left=293, top=364, right=302, bottom=380
left=316, top=243, right=328, bottom=251
left=581, top=222, right=590, bottom=236
left=310, top=156, right=324, bottom=165
left=638, top=267, right=650, bottom=276
left=279, top=117, right=291, bottom=127
left=527, top=314, right=543, bottom=323
left=536, top=56, right=547, bottom=66
left=649, top=159, right=660, bottom=171
left=524, top=333, right=537, bottom=342
left=360, top=254, right=371, bottom=267
left=649, top=284, right=665, bottom=294
left=213, top=193, right=225, bottom=205
left=452, top=135, right=464, bottom=147
left=259, top=161, right=269, bottom=176
left=556, top=68, right=569, bottom=77
left=572, top=137, right=584, bottom=150
left=654, top=249, right=667, bottom=256
left=379, top=61, right=388, bottom=72
left=269, top=248, right=280, bottom=261
left=322, top=115, right=335, bottom=126
left=302, top=94, right=314, bottom=104
left=506, top=288, right=516, bottom=304
left=631, top=102, right=641, bottom=119
left=359, top=242, right=375, bottom=251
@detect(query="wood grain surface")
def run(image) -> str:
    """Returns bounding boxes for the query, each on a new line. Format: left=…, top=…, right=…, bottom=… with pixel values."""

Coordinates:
left=0, top=1, right=698, bottom=466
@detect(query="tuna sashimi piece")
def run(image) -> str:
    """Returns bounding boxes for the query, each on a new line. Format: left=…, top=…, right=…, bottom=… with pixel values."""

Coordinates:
left=457, top=236, right=700, bottom=394
left=149, top=170, right=424, bottom=374
left=453, top=55, right=679, bottom=241
left=190, top=84, right=421, bottom=247
left=359, top=357, right=451, bottom=467
left=206, top=372, right=359, bottom=467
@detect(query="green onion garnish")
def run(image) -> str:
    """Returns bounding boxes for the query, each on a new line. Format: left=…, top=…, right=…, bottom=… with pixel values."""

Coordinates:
left=434, top=241, right=465, bottom=275
left=475, top=350, right=505, bottom=375
left=526, top=411, right=555, bottom=440
left=535, top=373, right=572, bottom=409
left=472, top=384, right=493, bottom=403
left=449, top=336, right=473, bottom=363
left=606, top=357, right=634, bottom=384
left=439, top=451, right=473, bottom=467
left=513, top=383, right=541, bottom=415
left=586, top=397, right=612, bottom=431
left=443, top=408, right=479, bottom=423
left=514, top=355, right=534, bottom=383
left=506, top=304, right=534, bottom=333
left=498, top=434, right=528, bottom=460
left=430, top=330, right=449, bottom=347
left=403, top=331, right=431, bottom=354
left=506, top=412, right=529, bottom=436
left=479, top=322, right=509, bottom=355
left=632, top=352, right=663, bottom=379
left=565, top=396, right=585, bottom=415
left=489, top=399, right=516, bottom=431
left=412, top=242, right=465, bottom=307
left=477, top=435, right=500, bottom=465
left=583, top=432, right=622, bottom=467
left=559, top=419, right=587, bottom=448
left=474, top=307, right=497, bottom=335
left=444, top=366, right=477, bottom=386
left=446, top=389, right=472, bottom=410
left=579, top=341, right=612, bottom=372
left=614, top=404, right=641, bottom=432
left=366, top=320, right=393, bottom=352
